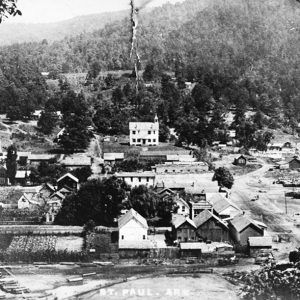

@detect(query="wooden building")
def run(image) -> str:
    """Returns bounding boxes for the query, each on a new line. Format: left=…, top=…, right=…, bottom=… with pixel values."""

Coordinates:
left=233, top=155, right=247, bottom=166
left=118, top=208, right=148, bottom=247
left=229, top=215, right=266, bottom=245
left=193, top=209, right=230, bottom=242
left=57, top=173, right=79, bottom=191
left=172, top=215, right=196, bottom=242
left=288, top=157, right=300, bottom=170
left=248, top=236, right=272, bottom=257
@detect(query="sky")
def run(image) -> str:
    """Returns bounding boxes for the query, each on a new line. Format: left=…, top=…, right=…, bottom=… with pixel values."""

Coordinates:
left=7, top=0, right=185, bottom=23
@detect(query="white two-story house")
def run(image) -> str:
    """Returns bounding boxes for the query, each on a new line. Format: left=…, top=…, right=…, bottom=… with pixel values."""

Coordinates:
left=129, top=115, right=159, bottom=146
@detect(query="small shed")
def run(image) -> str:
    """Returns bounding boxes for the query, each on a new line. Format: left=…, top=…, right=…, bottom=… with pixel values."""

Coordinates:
left=233, top=155, right=247, bottom=166
left=179, top=242, right=202, bottom=258
left=248, top=236, right=272, bottom=257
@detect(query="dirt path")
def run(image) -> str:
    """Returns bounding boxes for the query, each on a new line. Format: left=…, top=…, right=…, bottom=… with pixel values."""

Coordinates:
left=230, top=159, right=300, bottom=259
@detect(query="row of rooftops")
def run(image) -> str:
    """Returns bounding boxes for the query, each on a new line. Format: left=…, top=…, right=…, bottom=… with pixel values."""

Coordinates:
left=172, top=211, right=267, bottom=234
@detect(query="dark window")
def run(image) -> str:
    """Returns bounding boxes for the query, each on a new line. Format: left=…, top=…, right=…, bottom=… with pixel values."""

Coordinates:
left=132, top=131, right=136, bottom=134
left=153, top=139, right=156, bottom=142
left=139, top=178, right=141, bottom=182
left=148, top=131, right=151, bottom=134
left=121, top=235, right=124, bottom=240
left=133, top=139, right=136, bottom=143
left=146, top=177, right=149, bottom=182
left=143, top=235, right=146, bottom=240
left=130, top=177, right=133, bottom=182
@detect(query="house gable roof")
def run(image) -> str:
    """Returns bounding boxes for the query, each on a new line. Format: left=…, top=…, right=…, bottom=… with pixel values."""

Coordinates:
left=172, top=215, right=196, bottom=229
left=50, top=191, right=65, bottom=200
left=230, top=215, right=263, bottom=233
left=193, top=209, right=228, bottom=229
left=118, top=208, right=148, bottom=229
left=206, top=193, right=240, bottom=215
left=57, top=173, right=79, bottom=183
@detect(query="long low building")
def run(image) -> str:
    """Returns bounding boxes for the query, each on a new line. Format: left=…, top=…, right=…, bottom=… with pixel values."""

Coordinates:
left=115, top=172, right=156, bottom=187
left=153, top=162, right=208, bottom=174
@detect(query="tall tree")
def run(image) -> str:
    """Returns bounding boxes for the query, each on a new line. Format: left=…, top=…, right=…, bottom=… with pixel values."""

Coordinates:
left=6, top=144, right=17, bottom=185
left=212, top=167, right=234, bottom=189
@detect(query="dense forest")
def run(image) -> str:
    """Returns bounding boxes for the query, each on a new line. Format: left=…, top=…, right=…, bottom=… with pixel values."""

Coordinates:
left=0, top=0, right=299, bottom=149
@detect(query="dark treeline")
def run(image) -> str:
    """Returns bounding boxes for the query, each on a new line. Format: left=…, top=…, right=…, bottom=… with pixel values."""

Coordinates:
left=0, top=0, right=299, bottom=149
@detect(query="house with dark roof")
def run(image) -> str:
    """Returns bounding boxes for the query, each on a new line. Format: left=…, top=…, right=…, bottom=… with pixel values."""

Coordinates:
left=233, top=155, right=247, bottom=166
left=193, top=210, right=230, bottom=242
left=229, top=214, right=266, bottom=245
left=288, top=157, right=300, bottom=170
left=57, top=173, right=79, bottom=191
left=172, top=215, right=196, bottom=242
left=118, top=208, right=149, bottom=248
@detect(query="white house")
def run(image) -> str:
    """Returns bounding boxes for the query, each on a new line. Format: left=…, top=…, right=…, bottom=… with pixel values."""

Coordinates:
left=118, top=208, right=148, bottom=247
left=115, top=171, right=155, bottom=187
left=129, top=115, right=159, bottom=146
left=173, top=194, right=190, bottom=217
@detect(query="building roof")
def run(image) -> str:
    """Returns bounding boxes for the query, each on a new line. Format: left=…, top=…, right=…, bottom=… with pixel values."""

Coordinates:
left=50, top=191, right=65, bottom=200
left=172, top=215, right=196, bottom=229
left=248, top=236, right=272, bottom=247
left=118, top=208, right=148, bottom=229
left=103, top=153, right=125, bottom=161
left=41, top=183, right=56, bottom=192
left=174, top=196, right=189, bottom=209
left=57, top=187, right=72, bottom=194
left=230, top=215, right=263, bottom=233
left=193, top=209, right=228, bottom=229
left=288, top=157, right=300, bottom=164
left=29, top=154, right=56, bottom=161
left=57, top=173, right=79, bottom=183
left=115, top=171, right=155, bottom=178
left=60, top=154, right=92, bottom=166
left=206, top=193, right=240, bottom=215
left=17, top=152, right=31, bottom=158
left=129, top=122, right=158, bottom=131
left=180, top=242, right=233, bottom=252
left=18, top=193, right=40, bottom=206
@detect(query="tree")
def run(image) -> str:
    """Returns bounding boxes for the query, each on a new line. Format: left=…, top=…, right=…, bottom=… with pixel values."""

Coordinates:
left=0, top=0, right=21, bottom=23
left=55, top=177, right=129, bottom=226
left=212, top=167, right=234, bottom=189
left=72, top=166, right=92, bottom=183
left=37, top=107, right=57, bottom=135
left=143, top=63, right=156, bottom=82
left=6, top=144, right=17, bottom=185
left=58, top=91, right=92, bottom=152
